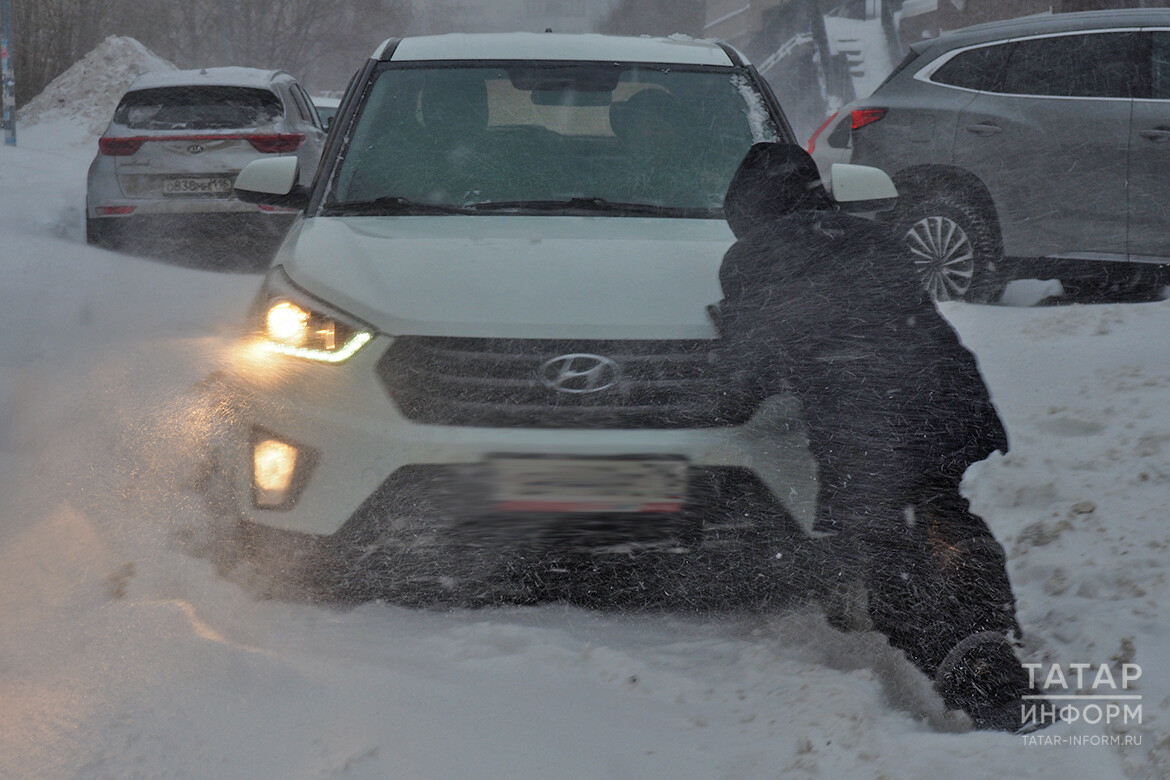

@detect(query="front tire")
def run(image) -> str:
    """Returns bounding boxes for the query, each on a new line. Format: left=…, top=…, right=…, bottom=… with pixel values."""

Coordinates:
left=894, top=193, right=1005, bottom=303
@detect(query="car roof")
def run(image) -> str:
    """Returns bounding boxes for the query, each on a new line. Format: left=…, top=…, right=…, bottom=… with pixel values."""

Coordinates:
left=375, top=32, right=739, bottom=67
left=127, top=67, right=289, bottom=92
left=911, top=8, right=1170, bottom=57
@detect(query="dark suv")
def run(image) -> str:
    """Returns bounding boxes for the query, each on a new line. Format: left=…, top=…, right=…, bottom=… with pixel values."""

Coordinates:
left=850, top=9, right=1170, bottom=301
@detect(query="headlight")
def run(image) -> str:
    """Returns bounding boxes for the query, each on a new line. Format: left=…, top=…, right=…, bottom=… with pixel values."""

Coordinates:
left=255, top=268, right=374, bottom=363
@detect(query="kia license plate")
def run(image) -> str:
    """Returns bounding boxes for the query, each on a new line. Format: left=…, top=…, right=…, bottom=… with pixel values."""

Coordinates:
left=163, top=176, right=234, bottom=196
left=488, top=456, right=687, bottom=513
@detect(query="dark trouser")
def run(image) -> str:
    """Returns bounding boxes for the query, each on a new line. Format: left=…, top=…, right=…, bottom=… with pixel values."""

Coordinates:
left=814, top=457, right=1021, bottom=680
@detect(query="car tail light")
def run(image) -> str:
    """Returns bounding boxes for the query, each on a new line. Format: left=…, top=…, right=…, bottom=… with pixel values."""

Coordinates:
left=851, top=108, right=888, bottom=130
left=96, top=206, right=136, bottom=215
left=246, top=134, right=305, bottom=153
left=98, top=137, right=147, bottom=156
left=101, top=133, right=306, bottom=156
left=806, top=111, right=839, bottom=154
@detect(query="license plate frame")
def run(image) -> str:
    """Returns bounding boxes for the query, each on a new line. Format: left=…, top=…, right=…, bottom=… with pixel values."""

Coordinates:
left=162, top=176, right=234, bottom=196
left=486, top=454, right=688, bottom=514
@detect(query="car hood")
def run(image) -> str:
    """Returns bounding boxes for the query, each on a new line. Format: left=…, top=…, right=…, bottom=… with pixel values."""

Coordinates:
left=278, top=216, right=735, bottom=340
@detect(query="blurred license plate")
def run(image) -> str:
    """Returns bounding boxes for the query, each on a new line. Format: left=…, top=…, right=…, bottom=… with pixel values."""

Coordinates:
left=163, top=176, right=233, bottom=196
left=489, top=456, right=687, bottom=513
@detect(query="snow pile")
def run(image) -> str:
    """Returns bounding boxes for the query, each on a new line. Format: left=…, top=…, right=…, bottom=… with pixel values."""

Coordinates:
left=17, top=36, right=176, bottom=145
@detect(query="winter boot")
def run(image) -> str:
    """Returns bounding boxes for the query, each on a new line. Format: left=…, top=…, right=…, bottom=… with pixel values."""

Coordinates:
left=934, top=631, right=1048, bottom=732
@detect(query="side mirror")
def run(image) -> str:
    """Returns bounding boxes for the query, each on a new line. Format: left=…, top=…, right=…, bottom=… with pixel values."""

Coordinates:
left=829, top=163, right=898, bottom=213
left=234, top=157, right=309, bottom=210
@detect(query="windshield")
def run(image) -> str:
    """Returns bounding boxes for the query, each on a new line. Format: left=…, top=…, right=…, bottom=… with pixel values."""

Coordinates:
left=325, top=62, right=776, bottom=216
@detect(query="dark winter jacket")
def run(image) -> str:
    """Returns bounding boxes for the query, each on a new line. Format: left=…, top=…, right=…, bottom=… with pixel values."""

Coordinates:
left=716, top=143, right=1008, bottom=493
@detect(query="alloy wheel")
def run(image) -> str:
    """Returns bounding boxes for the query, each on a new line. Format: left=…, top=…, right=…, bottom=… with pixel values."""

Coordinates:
left=904, top=215, right=976, bottom=301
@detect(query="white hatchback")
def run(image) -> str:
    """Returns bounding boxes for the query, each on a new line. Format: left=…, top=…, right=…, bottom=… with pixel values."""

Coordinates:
left=86, top=67, right=326, bottom=249
left=206, top=33, right=896, bottom=602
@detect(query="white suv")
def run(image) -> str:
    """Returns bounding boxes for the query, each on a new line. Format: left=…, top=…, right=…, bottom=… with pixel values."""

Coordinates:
left=208, top=33, right=894, bottom=601
left=86, top=67, right=326, bottom=250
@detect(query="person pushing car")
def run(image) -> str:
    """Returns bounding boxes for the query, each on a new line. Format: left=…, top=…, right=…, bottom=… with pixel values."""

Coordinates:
left=715, top=141, right=1044, bottom=731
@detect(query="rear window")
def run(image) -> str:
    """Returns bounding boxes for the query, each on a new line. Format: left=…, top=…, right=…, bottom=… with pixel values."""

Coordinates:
left=1152, top=31, right=1170, bottom=99
left=998, top=32, right=1141, bottom=99
left=931, top=44, right=1011, bottom=91
left=113, top=86, right=284, bottom=130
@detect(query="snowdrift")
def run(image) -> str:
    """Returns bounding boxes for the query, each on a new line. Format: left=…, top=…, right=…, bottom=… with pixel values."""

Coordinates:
left=17, top=36, right=177, bottom=144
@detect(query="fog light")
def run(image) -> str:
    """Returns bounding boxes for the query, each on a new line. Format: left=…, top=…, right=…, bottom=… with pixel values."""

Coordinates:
left=251, top=430, right=317, bottom=509
left=256, top=438, right=296, bottom=489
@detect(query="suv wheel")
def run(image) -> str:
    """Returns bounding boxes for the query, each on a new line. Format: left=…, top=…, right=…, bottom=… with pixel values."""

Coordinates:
left=895, top=193, right=1004, bottom=303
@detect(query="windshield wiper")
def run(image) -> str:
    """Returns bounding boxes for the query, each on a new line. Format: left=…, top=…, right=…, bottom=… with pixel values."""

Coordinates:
left=322, top=196, right=474, bottom=217
left=466, top=197, right=710, bottom=217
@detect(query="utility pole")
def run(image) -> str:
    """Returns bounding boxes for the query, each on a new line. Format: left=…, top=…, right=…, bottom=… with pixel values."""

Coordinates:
left=1, top=0, right=14, bottom=145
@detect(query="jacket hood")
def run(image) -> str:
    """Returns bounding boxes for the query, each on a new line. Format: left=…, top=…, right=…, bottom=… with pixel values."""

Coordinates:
left=723, top=142, right=833, bottom=239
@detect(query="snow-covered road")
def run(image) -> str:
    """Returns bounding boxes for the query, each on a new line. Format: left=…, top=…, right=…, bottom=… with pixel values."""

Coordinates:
left=1, top=118, right=1167, bottom=779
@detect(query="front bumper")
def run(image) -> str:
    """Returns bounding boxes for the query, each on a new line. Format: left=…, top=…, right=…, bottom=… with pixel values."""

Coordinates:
left=201, top=333, right=820, bottom=539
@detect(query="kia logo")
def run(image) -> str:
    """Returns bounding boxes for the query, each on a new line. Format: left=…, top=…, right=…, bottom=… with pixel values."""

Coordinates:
left=187, top=144, right=205, bottom=154
left=539, top=353, right=620, bottom=394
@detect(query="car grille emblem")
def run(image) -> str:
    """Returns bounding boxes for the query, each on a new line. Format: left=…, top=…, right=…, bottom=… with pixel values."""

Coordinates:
left=539, top=353, right=620, bottom=394
left=187, top=144, right=205, bottom=154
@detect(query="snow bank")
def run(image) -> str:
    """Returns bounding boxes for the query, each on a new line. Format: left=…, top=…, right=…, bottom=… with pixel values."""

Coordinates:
left=17, top=36, right=176, bottom=147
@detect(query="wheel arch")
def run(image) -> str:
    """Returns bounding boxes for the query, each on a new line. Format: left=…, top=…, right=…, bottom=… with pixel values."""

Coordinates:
left=889, top=164, right=1004, bottom=250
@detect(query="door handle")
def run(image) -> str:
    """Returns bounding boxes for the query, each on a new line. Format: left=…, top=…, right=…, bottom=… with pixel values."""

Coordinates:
left=965, top=122, right=1003, bottom=136
left=1139, top=127, right=1170, bottom=143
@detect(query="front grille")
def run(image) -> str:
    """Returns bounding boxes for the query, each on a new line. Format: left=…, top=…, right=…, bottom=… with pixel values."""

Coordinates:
left=377, top=336, right=759, bottom=428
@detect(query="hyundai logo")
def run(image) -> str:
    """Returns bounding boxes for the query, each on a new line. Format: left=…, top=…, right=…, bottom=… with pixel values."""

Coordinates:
left=187, top=144, right=205, bottom=154
left=539, top=353, right=620, bottom=394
